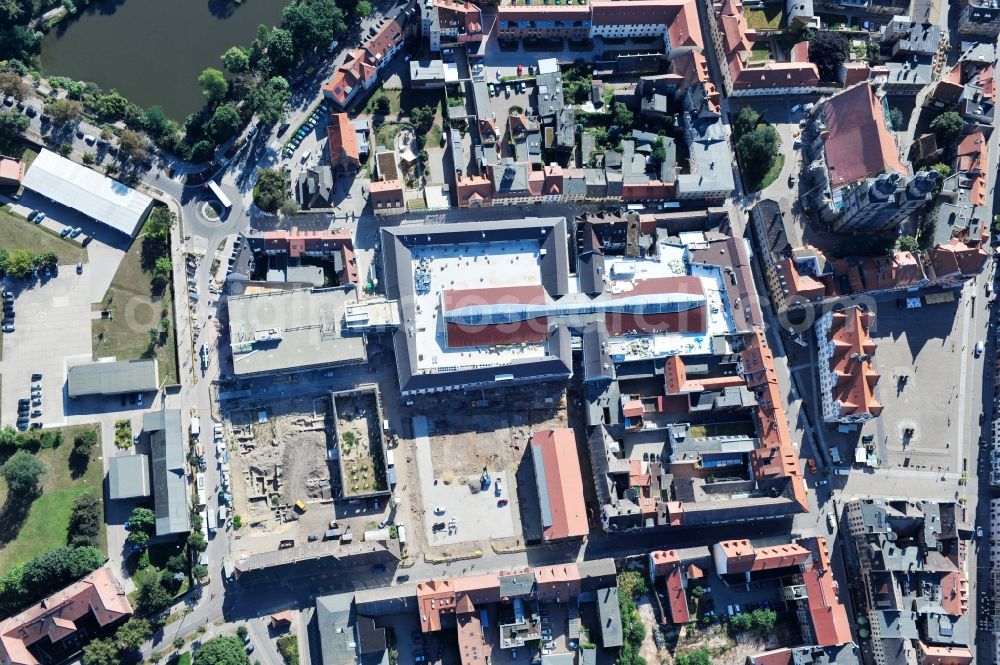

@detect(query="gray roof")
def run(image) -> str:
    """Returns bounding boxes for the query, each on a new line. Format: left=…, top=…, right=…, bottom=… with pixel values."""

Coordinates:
left=144, top=409, right=190, bottom=536
left=227, top=287, right=367, bottom=377
left=595, top=586, right=623, bottom=648
left=316, top=594, right=389, bottom=665
left=67, top=359, right=159, bottom=398
left=676, top=116, right=734, bottom=198
left=499, top=571, right=535, bottom=597
left=108, top=454, right=151, bottom=499
left=23, top=149, right=154, bottom=236
left=236, top=539, right=401, bottom=587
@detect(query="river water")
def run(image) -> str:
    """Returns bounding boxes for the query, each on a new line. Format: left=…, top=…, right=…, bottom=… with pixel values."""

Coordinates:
left=40, top=0, right=286, bottom=120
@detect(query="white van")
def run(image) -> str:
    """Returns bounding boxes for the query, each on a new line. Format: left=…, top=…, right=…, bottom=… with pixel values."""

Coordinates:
left=791, top=104, right=802, bottom=113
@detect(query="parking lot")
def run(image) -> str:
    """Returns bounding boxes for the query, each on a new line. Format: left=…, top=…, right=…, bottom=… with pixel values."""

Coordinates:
left=6, top=195, right=128, bottom=303
left=0, top=267, right=95, bottom=427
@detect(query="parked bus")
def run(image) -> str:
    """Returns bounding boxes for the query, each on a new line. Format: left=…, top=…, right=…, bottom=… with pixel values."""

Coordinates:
left=206, top=180, right=232, bottom=209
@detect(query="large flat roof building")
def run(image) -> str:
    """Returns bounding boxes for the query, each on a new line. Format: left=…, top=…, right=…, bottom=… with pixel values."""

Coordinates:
left=67, top=359, right=159, bottom=398
left=22, top=149, right=155, bottom=237
left=143, top=409, right=190, bottom=537
left=381, top=218, right=574, bottom=395
left=226, top=286, right=367, bottom=377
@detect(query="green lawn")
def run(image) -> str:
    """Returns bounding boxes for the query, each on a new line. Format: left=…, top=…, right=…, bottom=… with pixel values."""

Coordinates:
left=749, top=43, right=773, bottom=64
left=92, top=217, right=178, bottom=385
left=0, top=424, right=105, bottom=575
left=745, top=5, right=784, bottom=29
left=0, top=205, right=88, bottom=264
left=755, top=154, right=785, bottom=191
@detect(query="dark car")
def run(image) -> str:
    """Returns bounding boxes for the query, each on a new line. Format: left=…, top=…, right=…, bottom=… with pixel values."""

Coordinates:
left=277, top=123, right=290, bottom=137
left=432, top=522, right=446, bottom=532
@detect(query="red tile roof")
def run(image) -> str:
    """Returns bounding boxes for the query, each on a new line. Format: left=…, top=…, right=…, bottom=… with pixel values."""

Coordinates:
left=828, top=307, right=882, bottom=419
left=496, top=4, right=589, bottom=22
left=261, top=228, right=353, bottom=257
left=435, top=0, right=484, bottom=36
left=821, top=83, right=906, bottom=187
left=322, top=49, right=377, bottom=106
left=456, top=174, right=494, bottom=207
left=798, top=537, right=853, bottom=647
left=841, top=63, right=871, bottom=87
left=940, top=571, right=968, bottom=617
left=0, top=569, right=132, bottom=665
left=445, top=320, right=549, bottom=347
left=327, top=113, right=360, bottom=169
left=531, top=429, right=589, bottom=541
left=740, top=329, right=809, bottom=512
left=370, top=179, right=405, bottom=211
left=917, top=643, right=974, bottom=665
left=929, top=238, right=988, bottom=278
left=0, top=157, right=24, bottom=185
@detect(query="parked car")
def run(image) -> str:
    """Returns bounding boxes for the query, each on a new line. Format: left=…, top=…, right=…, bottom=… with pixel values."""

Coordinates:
left=60, top=227, right=72, bottom=237
left=434, top=506, right=446, bottom=514
left=34, top=212, right=45, bottom=224
left=70, top=227, right=83, bottom=238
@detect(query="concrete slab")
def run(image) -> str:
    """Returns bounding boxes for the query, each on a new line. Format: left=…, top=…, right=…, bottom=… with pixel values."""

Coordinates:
left=413, top=415, right=516, bottom=546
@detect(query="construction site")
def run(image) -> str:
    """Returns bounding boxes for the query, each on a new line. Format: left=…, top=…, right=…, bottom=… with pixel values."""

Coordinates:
left=225, top=396, right=335, bottom=535
left=331, top=386, right=391, bottom=498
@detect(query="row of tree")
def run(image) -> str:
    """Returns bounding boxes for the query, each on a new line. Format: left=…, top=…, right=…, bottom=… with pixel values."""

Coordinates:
left=732, top=106, right=779, bottom=192
left=0, top=247, right=59, bottom=278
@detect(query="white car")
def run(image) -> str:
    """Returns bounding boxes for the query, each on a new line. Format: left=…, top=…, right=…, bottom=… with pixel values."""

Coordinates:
left=434, top=506, right=446, bottom=515
left=975, top=340, right=984, bottom=357
left=978, top=526, right=985, bottom=538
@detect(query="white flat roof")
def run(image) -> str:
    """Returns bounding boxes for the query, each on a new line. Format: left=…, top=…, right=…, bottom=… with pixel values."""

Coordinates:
left=411, top=241, right=547, bottom=372
left=22, top=149, right=154, bottom=236
left=605, top=241, right=735, bottom=362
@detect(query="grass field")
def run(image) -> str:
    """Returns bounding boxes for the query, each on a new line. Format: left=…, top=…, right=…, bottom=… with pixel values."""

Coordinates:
left=0, top=424, right=105, bottom=575
left=744, top=5, right=784, bottom=29
left=749, top=42, right=773, bottom=64
left=92, top=219, right=178, bottom=385
left=0, top=205, right=88, bottom=264
left=754, top=154, right=785, bottom=192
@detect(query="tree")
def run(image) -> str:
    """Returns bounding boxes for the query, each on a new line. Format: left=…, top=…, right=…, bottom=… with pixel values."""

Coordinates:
left=253, top=168, right=287, bottom=212
left=265, top=28, right=296, bottom=73
left=73, top=430, right=98, bottom=454
left=67, top=492, right=102, bottom=547
left=729, top=612, right=753, bottom=632
left=888, top=107, right=904, bottom=131
left=0, top=69, right=28, bottom=101
left=282, top=0, right=345, bottom=56
left=151, top=256, right=173, bottom=289
left=251, top=76, right=291, bottom=126
left=59, top=142, right=73, bottom=156
left=118, top=129, right=147, bottom=163
left=82, top=638, right=118, bottom=665
left=221, top=46, right=250, bottom=74
left=198, top=68, right=229, bottom=104
left=126, top=506, right=156, bottom=547
left=165, top=554, right=187, bottom=574
left=192, top=564, right=209, bottom=582
left=1, top=450, right=45, bottom=497
left=356, top=0, right=372, bottom=18
left=808, top=31, right=849, bottom=81
left=651, top=137, right=667, bottom=164
left=44, top=98, right=83, bottom=125
left=143, top=106, right=170, bottom=136
left=612, top=102, right=633, bottom=130
left=280, top=199, right=299, bottom=217
left=895, top=235, right=919, bottom=253
left=194, top=636, right=251, bottom=665
left=6, top=249, right=33, bottom=278
left=190, top=139, right=216, bottom=164
left=236, top=626, right=249, bottom=641
left=0, top=247, right=8, bottom=274
left=373, top=95, right=391, bottom=116
left=210, top=104, right=242, bottom=142
left=82, top=152, right=95, bottom=165
left=930, top=111, right=964, bottom=144
left=188, top=529, right=208, bottom=553
left=115, top=617, right=152, bottom=651
left=0, top=110, right=29, bottom=138
left=733, top=106, right=761, bottom=140
left=676, top=647, right=712, bottom=665
left=750, top=609, right=777, bottom=633
left=0, top=426, right=17, bottom=450
left=736, top=124, right=780, bottom=185
left=136, top=577, right=172, bottom=615
left=42, top=251, right=58, bottom=268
